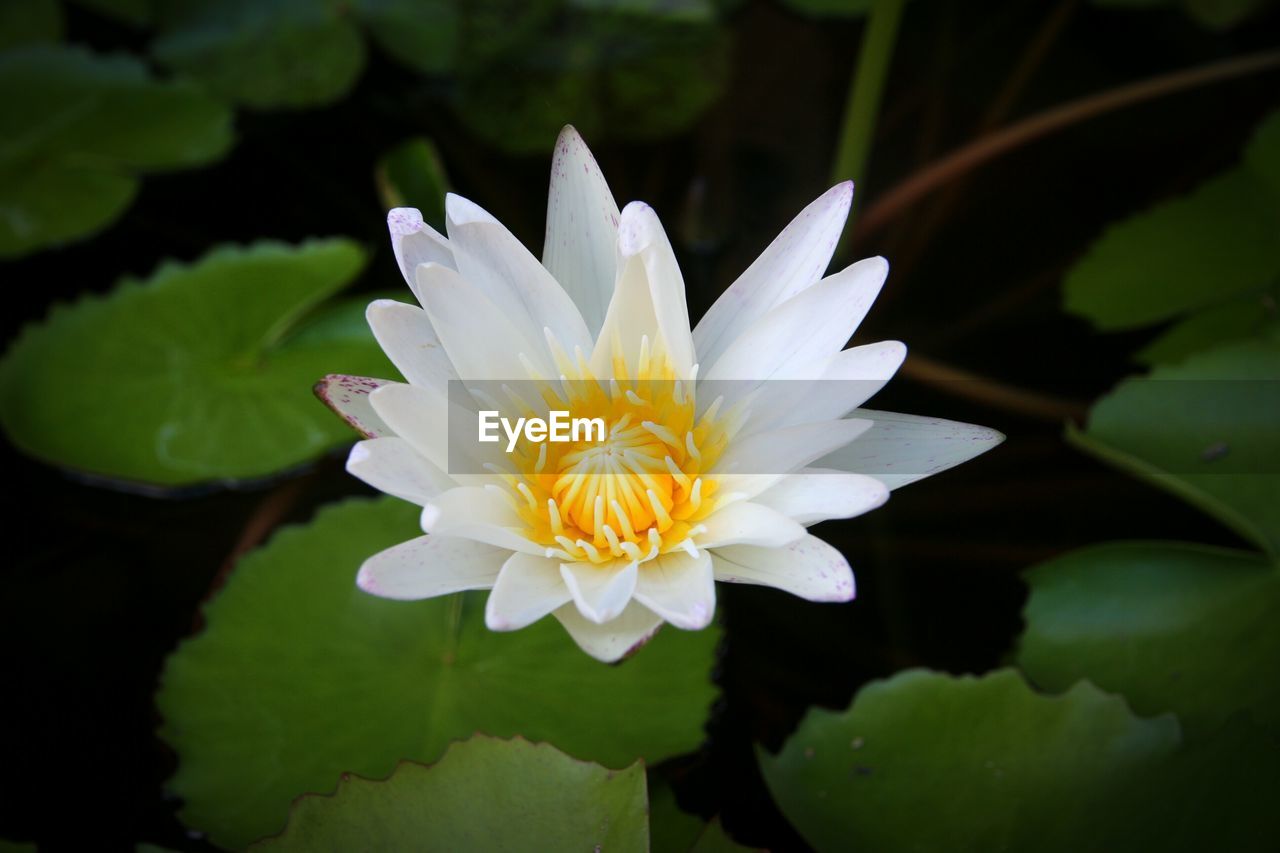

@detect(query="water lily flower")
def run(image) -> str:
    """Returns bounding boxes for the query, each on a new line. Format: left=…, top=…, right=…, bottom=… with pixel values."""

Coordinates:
left=318, top=127, right=1002, bottom=662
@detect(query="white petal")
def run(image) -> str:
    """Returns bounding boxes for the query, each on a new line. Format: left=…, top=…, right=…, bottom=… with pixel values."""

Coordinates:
left=728, top=340, right=906, bottom=437
left=553, top=598, right=664, bottom=663
left=346, top=437, right=455, bottom=505
left=366, top=299, right=457, bottom=394
left=697, top=502, right=806, bottom=548
left=616, top=201, right=695, bottom=376
left=424, top=486, right=545, bottom=556
left=634, top=550, right=715, bottom=630
left=387, top=208, right=454, bottom=296
left=542, top=125, right=621, bottom=338
left=414, top=262, right=551, bottom=380
left=711, top=536, right=855, bottom=602
left=704, top=256, right=888, bottom=381
left=446, top=193, right=593, bottom=355
left=712, top=418, right=874, bottom=499
left=817, top=409, right=1005, bottom=490
left=694, top=182, right=852, bottom=368
left=314, top=374, right=393, bottom=438
left=484, top=552, right=572, bottom=631
left=356, top=534, right=506, bottom=601
left=368, top=382, right=450, bottom=471
left=559, top=559, right=639, bottom=624
left=589, top=233, right=660, bottom=379
left=753, top=468, right=888, bottom=525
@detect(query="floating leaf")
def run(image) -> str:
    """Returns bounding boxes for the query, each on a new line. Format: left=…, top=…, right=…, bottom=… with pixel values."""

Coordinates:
left=690, top=817, right=757, bottom=852
left=1019, top=541, right=1280, bottom=737
left=0, top=0, right=62, bottom=49
left=152, top=0, right=367, bottom=109
left=353, top=0, right=458, bottom=76
left=759, top=669, right=1180, bottom=853
left=157, top=497, right=718, bottom=849
left=1136, top=287, right=1278, bottom=366
left=1069, top=338, right=1280, bottom=555
left=0, top=239, right=389, bottom=489
left=1063, top=110, right=1280, bottom=331
left=375, top=137, right=449, bottom=232
left=252, top=736, right=647, bottom=851
left=457, top=2, right=729, bottom=154
left=0, top=46, right=232, bottom=257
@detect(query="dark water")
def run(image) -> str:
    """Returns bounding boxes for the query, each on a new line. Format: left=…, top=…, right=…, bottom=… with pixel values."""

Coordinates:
left=3, top=0, right=1277, bottom=849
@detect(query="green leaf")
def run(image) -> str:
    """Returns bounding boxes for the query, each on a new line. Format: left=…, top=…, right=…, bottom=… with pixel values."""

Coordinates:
left=1019, top=541, right=1280, bottom=737
left=759, top=669, right=1180, bottom=853
left=456, top=3, right=729, bottom=154
left=152, top=0, right=367, bottom=109
left=353, top=0, right=458, bottom=75
left=1070, top=338, right=1280, bottom=555
left=1136, top=286, right=1278, bottom=366
left=157, top=497, right=718, bottom=849
left=252, top=736, right=648, bottom=851
left=648, top=777, right=706, bottom=852
left=1064, top=110, right=1280, bottom=331
left=0, top=239, right=390, bottom=489
left=0, top=0, right=62, bottom=50
left=375, top=137, right=449, bottom=232
left=0, top=46, right=232, bottom=257
left=690, top=818, right=757, bottom=852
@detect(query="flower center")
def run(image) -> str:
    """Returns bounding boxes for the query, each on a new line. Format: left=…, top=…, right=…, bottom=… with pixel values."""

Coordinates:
left=499, top=336, right=737, bottom=565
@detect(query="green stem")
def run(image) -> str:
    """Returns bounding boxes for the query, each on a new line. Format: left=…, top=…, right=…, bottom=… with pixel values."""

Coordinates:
left=831, top=0, right=906, bottom=242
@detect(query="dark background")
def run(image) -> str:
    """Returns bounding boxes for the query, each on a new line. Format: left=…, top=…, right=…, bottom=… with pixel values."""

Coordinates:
left=2, top=0, right=1277, bottom=849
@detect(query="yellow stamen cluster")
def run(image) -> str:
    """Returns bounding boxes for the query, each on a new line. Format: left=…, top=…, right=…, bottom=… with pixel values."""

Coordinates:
left=498, top=334, right=736, bottom=565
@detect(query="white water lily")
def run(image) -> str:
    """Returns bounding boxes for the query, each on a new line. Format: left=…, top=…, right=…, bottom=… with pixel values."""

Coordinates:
left=318, top=126, right=1002, bottom=662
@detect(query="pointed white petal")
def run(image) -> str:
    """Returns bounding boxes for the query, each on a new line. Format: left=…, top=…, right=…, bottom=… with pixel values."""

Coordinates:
left=485, top=552, right=572, bottom=631
left=314, top=374, right=393, bottom=438
left=414, top=262, right=551, bottom=380
left=446, top=193, right=593, bottom=355
left=553, top=598, right=664, bottom=663
left=424, top=486, right=545, bottom=555
left=713, top=418, right=874, bottom=499
left=387, top=208, right=454, bottom=297
left=634, top=550, right=715, bottom=630
left=817, top=409, right=1005, bottom=490
left=616, top=201, right=695, bottom=376
left=542, top=126, right=621, bottom=337
left=559, top=559, right=639, bottom=624
left=694, top=182, right=852, bottom=367
left=589, top=238, right=660, bottom=379
left=738, top=339, right=906, bottom=436
left=711, top=536, right=855, bottom=602
left=368, top=381, right=450, bottom=471
left=356, top=534, right=506, bottom=601
left=366, top=299, right=458, bottom=394
left=346, top=437, right=455, bottom=505
left=704, top=256, right=888, bottom=381
left=753, top=468, right=888, bottom=525
left=697, top=502, right=806, bottom=548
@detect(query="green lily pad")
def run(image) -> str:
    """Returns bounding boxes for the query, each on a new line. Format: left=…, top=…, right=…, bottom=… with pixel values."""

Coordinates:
left=354, top=0, right=458, bottom=76
left=1063, top=110, right=1280, bottom=331
left=759, top=669, right=1181, bottom=853
left=1136, top=287, right=1278, bottom=366
left=1069, top=338, right=1280, bottom=556
left=0, top=239, right=391, bottom=490
left=0, top=45, right=232, bottom=257
left=1019, top=541, right=1280, bottom=736
left=157, top=497, right=719, bottom=849
left=456, top=2, right=729, bottom=154
left=252, top=736, right=648, bottom=851
left=375, top=137, right=449, bottom=232
left=152, top=0, right=367, bottom=109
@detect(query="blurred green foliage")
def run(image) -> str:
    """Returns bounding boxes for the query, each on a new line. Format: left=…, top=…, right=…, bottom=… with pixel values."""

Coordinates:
left=157, top=497, right=720, bottom=848
left=253, top=736, right=648, bottom=852
left=0, top=45, right=232, bottom=258
left=376, top=137, right=450, bottom=231
left=1092, top=0, right=1275, bottom=30
left=0, top=240, right=391, bottom=488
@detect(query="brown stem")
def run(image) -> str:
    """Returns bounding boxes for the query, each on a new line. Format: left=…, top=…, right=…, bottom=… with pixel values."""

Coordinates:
left=856, top=49, right=1280, bottom=239
left=900, top=352, right=1088, bottom=422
